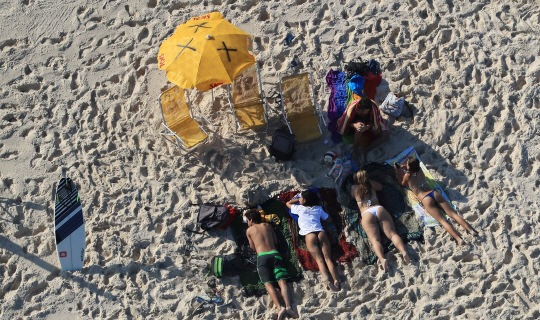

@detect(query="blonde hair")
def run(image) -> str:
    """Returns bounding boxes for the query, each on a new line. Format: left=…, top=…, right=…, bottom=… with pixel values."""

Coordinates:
left=354, top=170, right=372, bottom=199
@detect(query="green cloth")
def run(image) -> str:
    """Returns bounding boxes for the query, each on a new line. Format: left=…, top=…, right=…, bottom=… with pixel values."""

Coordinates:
left=229, top=199, right=302, bottom=296
left=338, top=163, right=424, bottom=265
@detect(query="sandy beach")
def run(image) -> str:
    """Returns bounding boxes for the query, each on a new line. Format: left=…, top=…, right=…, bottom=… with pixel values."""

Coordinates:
left=1, top=0, right=540, bottom=319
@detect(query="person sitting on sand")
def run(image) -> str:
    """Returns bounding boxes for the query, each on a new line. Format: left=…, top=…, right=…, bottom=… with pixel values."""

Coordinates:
left=285, top=190, right=341, bottom=292
left=339, top=96, right=390, bottom=165
left=351, top=171, right=411, bottom=272
left=245, top=209, right=298, bottom=320
left=395, top=157, right=478, bottom=245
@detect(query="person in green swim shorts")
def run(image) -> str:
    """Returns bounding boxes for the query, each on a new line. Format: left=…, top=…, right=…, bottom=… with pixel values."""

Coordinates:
left=245, top=209, right=298, bottom=320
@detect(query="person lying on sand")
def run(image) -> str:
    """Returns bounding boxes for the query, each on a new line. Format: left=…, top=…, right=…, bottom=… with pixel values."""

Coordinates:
left=348, top=97, right=390, bottom=165
left=245, top=209, right=298, bottom=320
left=395, top=157, right=478, bottom=245
left=351, top=171, right=411, bottom=272
left=286, top=191, right=341, bottom=292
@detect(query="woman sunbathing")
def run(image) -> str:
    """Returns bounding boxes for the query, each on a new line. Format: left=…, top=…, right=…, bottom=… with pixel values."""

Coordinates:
left=395, top=157, right=478, bottom=245
left=351, top=171, right=411, bottom=272
left=286, top=190, right=340, bottom=292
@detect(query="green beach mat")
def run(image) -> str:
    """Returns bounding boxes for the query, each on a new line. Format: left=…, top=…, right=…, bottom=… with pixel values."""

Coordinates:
left=337, top=162, right=424, bottom=265
left=228, top=199, right=303, bottom=297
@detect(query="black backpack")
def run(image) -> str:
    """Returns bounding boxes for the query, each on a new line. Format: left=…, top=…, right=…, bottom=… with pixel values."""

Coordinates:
left=195, top=204, right=230, bottom=231
left=269, top=128, right=295, bottom=161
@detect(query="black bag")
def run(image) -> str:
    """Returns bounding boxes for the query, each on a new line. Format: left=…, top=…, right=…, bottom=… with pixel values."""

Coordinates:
left=209, top=253, right=256, bottom=277
left=197, top=203, right=230, bottom=231
left=269, top=128, right=295, bottom=161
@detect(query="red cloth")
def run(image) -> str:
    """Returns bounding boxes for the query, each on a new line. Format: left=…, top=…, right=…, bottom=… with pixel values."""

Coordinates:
left=362, top=71, right=382, bottom=100
left=218, top=205, right=238, bottom=230
left=278, top=189, right=358, bottom=271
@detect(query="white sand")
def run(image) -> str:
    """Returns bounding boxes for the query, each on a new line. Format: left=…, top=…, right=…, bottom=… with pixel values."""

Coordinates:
left=1, top=0, right=540, bottom=318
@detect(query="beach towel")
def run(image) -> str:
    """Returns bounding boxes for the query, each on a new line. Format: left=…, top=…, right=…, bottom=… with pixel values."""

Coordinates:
left=278, top=189, right=358, bottom=271
left=386, top=147, right=454, bottom=227
left=228, top=201, right=302, bottom=296
left=325, top=69, right=348, bottom=121
left=337, top=162, right=424, bottom=265
left=347, top=75, right=365, bottom=97
left=326, top=70, right=348, bottom=143
left=362, top=71, right=382, bottom=100
left=337, top=99, right=388, bottom=136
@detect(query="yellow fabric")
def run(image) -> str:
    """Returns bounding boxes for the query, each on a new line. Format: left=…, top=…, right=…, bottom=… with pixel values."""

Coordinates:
left=160, top=86, right=207, bottom=148
left=281, top=73, right=321, bottom=142
left=231, top=64, right=260, bottom=105
left=160, top=86, right=190, bottom=129
left=281, top=73, right=313, bottom=117
left=235, top=102, right=266, bottom=130
left=288, top=112, right=322, bottom=142
left=158, top=12, right=256, bottom=91
left=255, top=209, right=280, bottom=225
left=230, top=64, right=265, bottom=130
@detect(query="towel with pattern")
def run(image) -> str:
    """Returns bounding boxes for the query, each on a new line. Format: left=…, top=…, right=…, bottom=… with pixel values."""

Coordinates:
left=386, top=147, right=454, bottom=227
left=228, top=200, right=303, bottom=296
left=337, top=99, right=388, bottom=136
left=337, top=162, right=424, bottom=265
left=279, top=188, right=359, bottom=271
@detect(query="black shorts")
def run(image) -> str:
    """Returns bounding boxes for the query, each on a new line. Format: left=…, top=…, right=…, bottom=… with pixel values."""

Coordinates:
left=257, top=250, right=289, bottom=284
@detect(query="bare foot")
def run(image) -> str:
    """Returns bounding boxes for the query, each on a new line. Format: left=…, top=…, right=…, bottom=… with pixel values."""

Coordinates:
left=468, top=229, right=479, bottom=237
left=278, top=308, right=286, bottom=320
left=327, top=280, right=339, bottom=292
left=381, top=259, right=389, bottom=272
left=334, top=279, right=341, bottom=291
left=285, top=307, right=299, bottom=319
left=457, top=238, right=465, bottom=246
left=402, top=253, right=411, bottom=265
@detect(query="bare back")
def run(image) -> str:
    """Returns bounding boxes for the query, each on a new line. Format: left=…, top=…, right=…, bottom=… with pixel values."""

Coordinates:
left=402, top=169, right=433, bottom=199
left=246, top=223, right=277, bottom=254
left=351, top=179, right=382, bottom=211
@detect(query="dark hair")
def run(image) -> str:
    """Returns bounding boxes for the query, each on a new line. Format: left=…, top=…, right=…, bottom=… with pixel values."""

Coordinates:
left=245, top=209, right=262, bottom=224
left=301, top=190, right=319, bottom=207
left=408, top=158, right=420, bottom=173
left=359, top=97, right=372, bottom=110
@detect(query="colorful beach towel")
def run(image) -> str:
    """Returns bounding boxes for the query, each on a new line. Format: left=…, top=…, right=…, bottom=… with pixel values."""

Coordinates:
left=337, top=99, right=388, bottom=136
left=228, top=200, right=303, bottom=296
left=278, top=189, right=358, bottom=271
left=337, top=163, right=424, bottom=265
left=326, top=70, right=348, bottom=143
left=386, top=147, right=455, bottom=227
left=325, top=69, right=348, bottom=121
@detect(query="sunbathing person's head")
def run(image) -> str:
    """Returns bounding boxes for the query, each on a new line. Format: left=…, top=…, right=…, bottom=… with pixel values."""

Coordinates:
left=245, top=209, right=262, bottom=226
left=300, top=190, right=319, bottom=207
left=354, top=170, right=372, bottom=198
left=407, top=157, right=421, bottom=173
left=357, top=97, right=372, bottom=115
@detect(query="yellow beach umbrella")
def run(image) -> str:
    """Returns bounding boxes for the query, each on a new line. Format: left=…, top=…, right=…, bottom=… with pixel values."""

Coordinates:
left=158, top=12, right=256, bottom=92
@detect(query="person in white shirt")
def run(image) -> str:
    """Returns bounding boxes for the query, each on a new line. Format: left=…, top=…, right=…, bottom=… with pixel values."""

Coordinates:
left=286, top=190, right=340, bottom=292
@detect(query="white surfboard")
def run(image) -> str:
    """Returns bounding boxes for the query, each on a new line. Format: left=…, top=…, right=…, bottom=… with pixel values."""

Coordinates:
left=54, top=177, right=85, bottom=271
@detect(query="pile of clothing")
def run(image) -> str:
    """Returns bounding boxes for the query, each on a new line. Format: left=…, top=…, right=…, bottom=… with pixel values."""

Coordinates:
left=326, top=59, right=383, bottom=143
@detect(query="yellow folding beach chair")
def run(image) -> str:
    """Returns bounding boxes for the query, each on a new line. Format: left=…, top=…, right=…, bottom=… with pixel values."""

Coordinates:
left=279, top=72, right=326, bottom=142
left=159, top=86, right=214, bottom=154
left=227, top=63, right=269, bottom=132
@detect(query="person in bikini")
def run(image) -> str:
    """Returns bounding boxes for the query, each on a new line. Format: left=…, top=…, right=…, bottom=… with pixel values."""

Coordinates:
left=351, top=170, right=411, bottom=272
left=285, top=190, right=340, bottom=292
left=395, top=157, right=478, bottom=246
left=349, top=97, right=390, bottom=165
left=245, top=209, right=298, bottom=320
